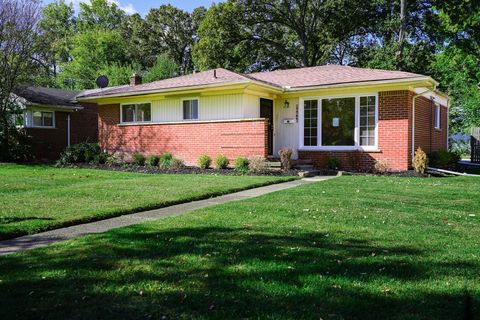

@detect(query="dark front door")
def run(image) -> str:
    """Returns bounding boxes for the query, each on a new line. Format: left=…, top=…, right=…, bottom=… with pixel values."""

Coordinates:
left=260, top=98, right=274, bottom=155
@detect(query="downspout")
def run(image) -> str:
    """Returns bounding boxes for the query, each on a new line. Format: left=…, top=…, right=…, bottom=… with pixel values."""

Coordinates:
left=67, top=113, right=71, bottom=147
left=411, top=89, right=434, bottom=161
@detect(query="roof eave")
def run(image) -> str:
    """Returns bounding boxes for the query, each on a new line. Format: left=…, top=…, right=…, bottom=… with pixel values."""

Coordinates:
left=284, top=76, right=437, bottom=92
left=76, top=80, right=258, bottom=101
left=26, top=102, right=83, bottom=111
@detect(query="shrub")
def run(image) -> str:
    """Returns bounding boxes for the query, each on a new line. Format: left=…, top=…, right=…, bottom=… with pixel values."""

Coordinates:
left=58, top=143, right=102, bottom=164
left=278, top=147, right=293, bottom=170
left=105, top=154, right=119, bottom=166
left=449, top=138, right=470, bottom=157
left=413, top=147, right=428, bottom=174
left=429, top=150, right=461, bottom=168
left=170, top=157, right=185, bottom=170
left=326, top=157, right=340, bottom=170
left=248, top=156, right=267, bottom=173
left=147, top=155, right=160, bottom=166
left=234, top=156, right=249, bottom=174
left=132, top=152, right=146, bottom=166
left=198, top=154, right=212, bottom=169
left=92, top=153, right=108, bottom=165
left=374, top=158, right=391, bottom=174
left=215, top=154, right=229, bottom=169
left=159, top=152, right=173, bottom=169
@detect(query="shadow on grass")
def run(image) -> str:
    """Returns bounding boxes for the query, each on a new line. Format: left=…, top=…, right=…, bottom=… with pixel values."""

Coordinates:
left=0, top=226, right=477, bottom=319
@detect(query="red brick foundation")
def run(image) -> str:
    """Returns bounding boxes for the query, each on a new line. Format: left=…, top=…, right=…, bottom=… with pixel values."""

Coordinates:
left=98, top=104, right=267, bottom=165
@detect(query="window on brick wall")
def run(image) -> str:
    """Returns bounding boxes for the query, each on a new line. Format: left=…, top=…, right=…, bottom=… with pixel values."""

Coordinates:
left=32, top=111, right=54, bottom=127
left=182, top=99, right=199, bottom=120
left=434, top=104, right=441, bottom=129
left=300, top=94, right=378, bottom=150
left=121, top=103, right=151, bottom=123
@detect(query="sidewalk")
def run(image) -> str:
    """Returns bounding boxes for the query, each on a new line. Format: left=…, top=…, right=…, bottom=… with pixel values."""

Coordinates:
left=0, top=176, right=336, bottom=255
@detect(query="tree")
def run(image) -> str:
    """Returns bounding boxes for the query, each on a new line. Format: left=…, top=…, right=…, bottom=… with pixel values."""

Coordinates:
left=0, top=0, right=41, bottom=161
left=98, top=62, right=140, bottom=87
left=144, top=5, right=205, bottom=73
left=143, top=54, right=179, bottom=83
left=194, top=0, right=377, bottom=72
left=35, top=0, right=76, bottom=85
left=430, top=1, right=480, bottom=132
left=77, top=0, right=126, bottom=32
left=57, top=30, right=127, bottom=89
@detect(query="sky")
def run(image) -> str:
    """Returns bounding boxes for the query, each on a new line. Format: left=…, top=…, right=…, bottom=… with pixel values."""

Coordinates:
left=42, top=0, right=218, bottom=15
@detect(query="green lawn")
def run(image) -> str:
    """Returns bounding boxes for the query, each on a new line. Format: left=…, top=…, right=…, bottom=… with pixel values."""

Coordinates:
left=0, top=175, right=479, bottom=319
left=0, top=164, right=294, bottom=240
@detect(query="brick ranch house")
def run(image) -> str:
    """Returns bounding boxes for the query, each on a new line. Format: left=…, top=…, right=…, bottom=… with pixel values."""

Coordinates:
left=13, top=86, right=98, bottom=161
left=77, top=65, right=449, bottom=171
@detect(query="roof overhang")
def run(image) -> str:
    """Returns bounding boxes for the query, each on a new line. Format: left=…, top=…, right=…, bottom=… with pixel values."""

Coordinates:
left=26, top=102, right=83, bottom=111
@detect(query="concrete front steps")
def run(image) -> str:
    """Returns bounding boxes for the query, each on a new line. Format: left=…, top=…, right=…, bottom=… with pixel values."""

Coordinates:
left=266, top=158, right=320, bottom=177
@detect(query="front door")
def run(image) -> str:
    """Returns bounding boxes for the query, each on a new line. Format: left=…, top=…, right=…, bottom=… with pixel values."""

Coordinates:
left=260, top=98, right=274, bottom=156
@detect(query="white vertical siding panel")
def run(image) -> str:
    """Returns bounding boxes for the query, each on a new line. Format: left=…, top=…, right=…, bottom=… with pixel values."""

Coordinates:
left=243, top=94, right=260, bottom=118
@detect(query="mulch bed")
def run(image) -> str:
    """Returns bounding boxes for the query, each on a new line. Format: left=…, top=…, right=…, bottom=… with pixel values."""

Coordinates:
left=57, top=163, right=301, bottom=177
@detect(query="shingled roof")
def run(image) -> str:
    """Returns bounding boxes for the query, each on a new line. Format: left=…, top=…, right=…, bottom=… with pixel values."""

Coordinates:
left=77, top=65, right=432, bottom=99
left=13, top=86, right=81, bottom=109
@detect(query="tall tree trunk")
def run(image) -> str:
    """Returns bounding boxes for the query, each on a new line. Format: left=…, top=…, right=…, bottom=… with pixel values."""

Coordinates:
left=396, top=0, right=407, bottom=69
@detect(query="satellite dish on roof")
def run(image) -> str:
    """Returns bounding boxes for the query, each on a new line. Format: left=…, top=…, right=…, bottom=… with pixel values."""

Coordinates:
left=96, top=75, right=109, bottom=88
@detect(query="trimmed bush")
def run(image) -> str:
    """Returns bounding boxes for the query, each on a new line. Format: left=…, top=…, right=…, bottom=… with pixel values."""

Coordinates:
left=58, top=143, right=102, bottom=164
left=159, top=152, right=173, bottom=169
left=248, top=156, right=267, bottom=173
left=429, top=150, right=461, bottom=168
left=92, top=153, right=108, bottom=165
left=326, top=157, right=340, bottom=170
left=234, top=157, right=249, bottom=174
left=132, top=152, right=146, bottom=166
left=170, top=158, right=185, bottom=170
left=147, top=155, right=160, bottom=166
left=215, top=154, right=229, bottom=169
left=413, top=147, right=428, bottom=174
left=278, top=147, right=293, bottom=170
left=198, top=154, right=212, bottom=169
left=374, top=158, right=391, bottom=174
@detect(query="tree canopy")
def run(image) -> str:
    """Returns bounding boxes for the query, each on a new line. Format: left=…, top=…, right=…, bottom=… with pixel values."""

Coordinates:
left=5, top=0, right=480, bottom=132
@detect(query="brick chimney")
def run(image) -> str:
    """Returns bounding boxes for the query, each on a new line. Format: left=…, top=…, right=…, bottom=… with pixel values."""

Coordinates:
left=130, top=72, right=142, bottom=86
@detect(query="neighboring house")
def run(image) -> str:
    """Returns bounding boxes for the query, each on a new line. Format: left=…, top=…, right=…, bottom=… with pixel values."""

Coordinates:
left=77, top=65, right=449, bottom=171
left=13, top=86, right=98, bottom=161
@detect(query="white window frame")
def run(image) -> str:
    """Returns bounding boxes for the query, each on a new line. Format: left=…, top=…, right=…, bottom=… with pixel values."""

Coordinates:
left=434, top=104, right=441, bottom=129
left=181, top=97, right=200, bottom=120
left=31, top=110, right=55, bottom=128
left=120, top=102, right=152, bottom=124
left=299, top=93, right=379, bottom=151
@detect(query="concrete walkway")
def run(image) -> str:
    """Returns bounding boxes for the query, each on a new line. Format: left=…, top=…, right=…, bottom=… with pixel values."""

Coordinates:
left=0, top=176, right=336, bottom=255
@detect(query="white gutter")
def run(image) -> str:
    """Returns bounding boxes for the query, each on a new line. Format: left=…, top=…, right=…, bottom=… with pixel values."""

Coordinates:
left=286, top=76, right=437, bottom=92
left=411, top=89, right=434, bottom=160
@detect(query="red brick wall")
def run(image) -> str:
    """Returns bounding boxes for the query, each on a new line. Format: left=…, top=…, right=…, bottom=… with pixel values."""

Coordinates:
left=70, top=102, right=98, bottom=145
left=26, top=103, right=98, bottom=161
left=98, top=104, right=267, bottom=165
left=299, top=90, right=414, bottom=171
left=26, top=111, right=68, bottom=161
left=414, top=96, right=448, bottom=154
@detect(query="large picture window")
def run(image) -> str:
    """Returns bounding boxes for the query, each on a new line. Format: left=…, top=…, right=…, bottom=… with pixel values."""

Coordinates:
left=121, top=103, right=151, bottom=123
left=322, top=97, right=355, bottom=146
left=301, top=95, right=377, bottom=149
